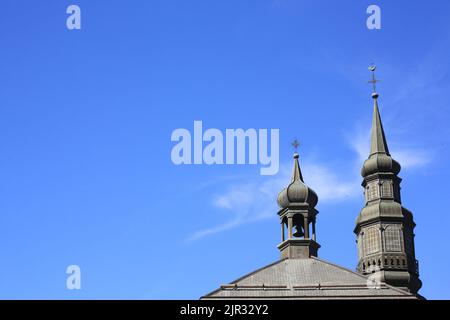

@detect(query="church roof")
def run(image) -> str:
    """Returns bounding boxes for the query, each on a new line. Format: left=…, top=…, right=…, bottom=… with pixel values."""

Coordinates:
left=201, top=257, right=417, bottom=300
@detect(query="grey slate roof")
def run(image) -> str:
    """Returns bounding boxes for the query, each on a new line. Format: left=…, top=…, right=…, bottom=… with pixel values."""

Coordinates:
left=201, top=257, right=417, bottom=300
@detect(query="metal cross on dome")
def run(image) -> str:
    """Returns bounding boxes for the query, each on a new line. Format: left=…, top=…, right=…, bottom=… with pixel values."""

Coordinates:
left=368, top=64, right=380, bottom=93
left=291, top=139, right=300, bottom=152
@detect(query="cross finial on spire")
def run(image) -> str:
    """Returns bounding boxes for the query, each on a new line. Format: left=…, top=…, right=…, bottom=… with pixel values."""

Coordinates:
left=368, top=64, right=380, bottom=96
left=291, top=139, right=300, bottom=153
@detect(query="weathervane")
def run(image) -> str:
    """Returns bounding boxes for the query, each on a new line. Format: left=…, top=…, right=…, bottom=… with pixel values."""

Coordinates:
left=368, top=64, right=380, bottom=93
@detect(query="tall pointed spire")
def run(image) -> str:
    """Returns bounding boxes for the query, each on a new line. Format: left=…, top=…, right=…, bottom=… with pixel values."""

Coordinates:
left=361, top=67, right=400, bottom=178
left=368, top=65, right=390, bottom=156
left=291, top=152, right=304, bottom=182
left=355, top=65, right=422, bottom=295
left=290, top=139, right=304, bottom=182
left=370, top=94, right=390, bottom=156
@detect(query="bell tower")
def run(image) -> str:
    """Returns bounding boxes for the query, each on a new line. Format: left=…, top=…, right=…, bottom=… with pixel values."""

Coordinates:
left=354, top=66, right=422, bottom=294
left=277, top=144, right=320, bottom=259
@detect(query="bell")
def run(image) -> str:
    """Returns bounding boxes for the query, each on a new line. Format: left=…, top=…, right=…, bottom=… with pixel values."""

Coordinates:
left=293, top=225, right=304, bottom=238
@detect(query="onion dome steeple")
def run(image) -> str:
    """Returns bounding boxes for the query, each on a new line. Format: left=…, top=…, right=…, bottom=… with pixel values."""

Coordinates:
left=277, top=152, right=318, bottom=208
left=277, top=141, right=320, bottom=259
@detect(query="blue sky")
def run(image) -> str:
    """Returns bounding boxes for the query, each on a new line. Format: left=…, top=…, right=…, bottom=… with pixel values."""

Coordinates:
left=0, top=0, right=449, bottom=299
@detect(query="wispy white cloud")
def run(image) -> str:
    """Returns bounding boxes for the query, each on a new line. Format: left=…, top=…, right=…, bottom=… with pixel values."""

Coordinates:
left=348, top=127, right=371, bottom=163
left=187, top=157, right=361, bottom=242
left=187, top=177, right=283, bottom=242
left=302, top=163, right=359, bottom=201
left=348, top=127, right=433, bottom=169
left=392, top=150, right=432, bottom=169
